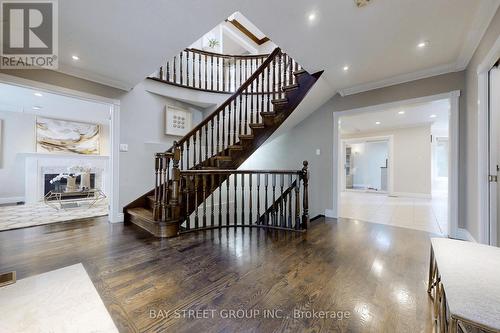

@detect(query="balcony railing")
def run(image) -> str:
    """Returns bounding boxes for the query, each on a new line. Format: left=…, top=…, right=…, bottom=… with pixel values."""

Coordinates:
left=150, top=48, right=301, bottom=94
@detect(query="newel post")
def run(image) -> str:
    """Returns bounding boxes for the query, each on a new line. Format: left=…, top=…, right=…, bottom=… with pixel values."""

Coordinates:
left=301, top=161, right=309, bottom=229
left=153, top=153, right=161, bottom=221
left=169, top=142, right=181, bottom=223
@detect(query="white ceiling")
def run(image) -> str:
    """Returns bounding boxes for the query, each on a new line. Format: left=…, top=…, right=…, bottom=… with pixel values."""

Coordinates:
left=340, top=99, right=450, bottom=134
left=56, top=0, right=499, bottom=99
left=0, top=83, right=110, bottom=124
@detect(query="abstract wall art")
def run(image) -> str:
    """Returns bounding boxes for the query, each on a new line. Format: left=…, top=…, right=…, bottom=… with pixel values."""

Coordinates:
left=36, top=117, right=100, bottom=155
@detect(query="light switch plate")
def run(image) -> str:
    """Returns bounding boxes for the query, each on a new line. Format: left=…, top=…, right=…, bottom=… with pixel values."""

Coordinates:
left=316, top=149, right=321, bottom=155
left=120, top=144, right=128, bottom=152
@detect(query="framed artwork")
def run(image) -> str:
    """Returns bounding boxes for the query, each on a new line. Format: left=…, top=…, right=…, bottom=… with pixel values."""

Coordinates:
left=165, top=105, right=192, bottom=136
left=36, top=117, right=100, bottom=155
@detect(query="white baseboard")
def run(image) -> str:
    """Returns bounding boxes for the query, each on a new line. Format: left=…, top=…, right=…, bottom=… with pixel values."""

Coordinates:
left=390, top=192, right=432, bottom=199
left=109, top=212, right=124, bottom=223
left=0, top=196, right=25, bottom=204
left=324, top=209, right=336, bottom=218
left=456, top=227, right=477, bottom=242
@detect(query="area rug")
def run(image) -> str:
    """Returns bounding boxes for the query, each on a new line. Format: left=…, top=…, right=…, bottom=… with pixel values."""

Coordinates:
left=0, top=201, right=108, bottom=231
left=0, top=263, right=118, bottom=332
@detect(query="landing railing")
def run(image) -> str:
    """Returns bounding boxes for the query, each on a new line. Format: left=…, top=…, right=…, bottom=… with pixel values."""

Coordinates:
left=178, top=163, right=309, bottom=232
left=150, top=48, right=301, bottom=94
left=165, top=47, right=303, bottom=171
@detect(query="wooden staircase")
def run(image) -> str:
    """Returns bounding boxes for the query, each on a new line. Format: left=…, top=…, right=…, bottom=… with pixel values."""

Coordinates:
left=124, top=48, right=322, bottom=237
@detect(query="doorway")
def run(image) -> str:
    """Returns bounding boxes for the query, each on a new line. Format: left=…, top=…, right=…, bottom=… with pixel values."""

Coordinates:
left=331, top=91, right=460, bottom=237
left=0, top=74, right=121, bottom=228
left=342, top=137, right=392, bottom=193
left=488, top=61, right=500, bottom=246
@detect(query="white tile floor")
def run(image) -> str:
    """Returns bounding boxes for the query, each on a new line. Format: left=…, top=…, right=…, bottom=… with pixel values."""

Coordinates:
left=340, top=191, right=447, bottom=235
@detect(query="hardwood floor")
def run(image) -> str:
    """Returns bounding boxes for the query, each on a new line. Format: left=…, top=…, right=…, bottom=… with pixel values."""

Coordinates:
left=0, top=217, right=437, bottom=332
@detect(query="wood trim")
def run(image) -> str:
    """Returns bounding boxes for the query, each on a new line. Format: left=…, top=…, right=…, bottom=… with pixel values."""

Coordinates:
left=185, top=48, right=269, bottom=59
left=226, top=19, right=270, bottom=45
left=310, top=214, right=325, bottom=222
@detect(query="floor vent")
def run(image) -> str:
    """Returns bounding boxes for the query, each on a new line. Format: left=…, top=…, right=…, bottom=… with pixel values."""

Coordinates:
left=0, top=271, right=16, bottom=288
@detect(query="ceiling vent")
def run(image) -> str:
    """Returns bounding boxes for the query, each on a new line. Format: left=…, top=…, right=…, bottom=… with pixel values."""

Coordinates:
left=355, top=0, right=372, bottom=7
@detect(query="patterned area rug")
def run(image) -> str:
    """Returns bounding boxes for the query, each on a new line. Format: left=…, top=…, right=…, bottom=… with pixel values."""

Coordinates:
left=0, top=201, right=108, bottom=231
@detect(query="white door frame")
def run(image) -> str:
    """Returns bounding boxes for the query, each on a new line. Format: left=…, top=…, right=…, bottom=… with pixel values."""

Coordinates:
left=340, top=135, right=394, bottom=194
left=329, top=90, right=460, bottom=239
left=0, top=73, right=123, bottom=223
left=477, top=35, right=500, bottom=245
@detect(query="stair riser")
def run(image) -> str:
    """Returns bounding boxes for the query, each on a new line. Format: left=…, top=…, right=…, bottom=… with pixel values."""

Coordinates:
left=127, top=213, right=179, bottom=238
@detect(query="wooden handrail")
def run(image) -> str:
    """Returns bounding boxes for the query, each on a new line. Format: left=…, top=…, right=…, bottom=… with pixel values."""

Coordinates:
left=185, top=48, right=270, bottom=59
left=180, top=169, right=302, bottom=175
left=178, top=161, right=309, bottom=232
left=170, top=47, right=282, bottom=149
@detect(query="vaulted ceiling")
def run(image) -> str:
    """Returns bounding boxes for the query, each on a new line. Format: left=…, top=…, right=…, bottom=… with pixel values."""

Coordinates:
left=58, top=0, right=499, bottom=101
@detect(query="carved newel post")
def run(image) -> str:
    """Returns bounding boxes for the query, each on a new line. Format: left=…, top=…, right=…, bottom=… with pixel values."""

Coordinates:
left=169, top=142, right=181, bottom=227
left=301, top=160, right=309, bottom=229
left=153, top=153, right=161, bottom=221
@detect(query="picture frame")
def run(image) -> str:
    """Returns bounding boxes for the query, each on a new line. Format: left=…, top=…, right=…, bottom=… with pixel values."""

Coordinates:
left=165, top=105, right=192, bottom=136
left=36, top=117, right=100, bottom=155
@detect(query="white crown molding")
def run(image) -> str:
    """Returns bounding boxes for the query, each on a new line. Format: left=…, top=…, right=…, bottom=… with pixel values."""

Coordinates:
left=338, top=0, right=500, bottom=97
left=57, top=62, right=132, bottom=91
left=337, top=62, right=462, bottom=97
left=456, top=0, right=500, bottom=70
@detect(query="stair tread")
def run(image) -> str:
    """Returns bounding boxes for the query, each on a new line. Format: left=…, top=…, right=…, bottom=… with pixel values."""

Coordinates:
left=228, top=144, right=244, bottom=150
left=271, top=98, right=288, bottom=104
left=214, top=155, right=233, bottom=160
left=282, top=83, right=299, bottom=91
left=293, top=69, right=307, bottom=76
left=249, top=123, right=265, bottom=128
left=260, top=111, right=276, bottom=116
left=201, top=166, right=220, bottom=170
left=239, top=134, right=254, bottom=139
left=127, top=207, right=154, bottom=221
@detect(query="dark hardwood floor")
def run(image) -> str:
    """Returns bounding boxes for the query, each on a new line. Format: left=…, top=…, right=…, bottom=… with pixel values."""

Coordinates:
left=0, top=217, right=437, bottom=332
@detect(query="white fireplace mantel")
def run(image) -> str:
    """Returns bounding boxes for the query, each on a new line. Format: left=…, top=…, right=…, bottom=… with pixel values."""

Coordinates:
left=19, top=152, right=110, bottom=160
left=20, top=153, right=110, bottom=203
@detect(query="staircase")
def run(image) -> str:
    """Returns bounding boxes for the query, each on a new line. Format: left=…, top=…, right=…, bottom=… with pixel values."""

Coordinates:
left=124, top=47, right=322, bottom=237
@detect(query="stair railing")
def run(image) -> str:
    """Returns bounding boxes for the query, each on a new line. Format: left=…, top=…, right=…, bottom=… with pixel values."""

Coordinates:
left=175, top=161, right=309, bottom=232
left=151, top=48, right=300, bottom=94
left=164, top=47, right=302, bottom=172
left=152, top=48, right=304, bottom=223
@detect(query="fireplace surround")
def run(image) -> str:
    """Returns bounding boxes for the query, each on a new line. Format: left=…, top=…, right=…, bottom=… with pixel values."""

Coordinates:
left=21, top=153, right=109, bottom=204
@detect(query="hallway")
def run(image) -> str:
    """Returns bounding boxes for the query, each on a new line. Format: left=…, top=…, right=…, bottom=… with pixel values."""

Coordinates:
left=340, top=191, right=447, bottom=235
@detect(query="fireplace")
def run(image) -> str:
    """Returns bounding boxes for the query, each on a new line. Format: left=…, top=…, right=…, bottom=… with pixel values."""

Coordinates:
left=44, top=173, right=96, bottom=195
left=21, top=153, right=109, bottom=204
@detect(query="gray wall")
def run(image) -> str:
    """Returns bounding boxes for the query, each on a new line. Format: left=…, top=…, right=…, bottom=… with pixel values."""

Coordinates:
left=463, top=8, right=500, bottom=240
left=242, top=71, right=465, bottom=219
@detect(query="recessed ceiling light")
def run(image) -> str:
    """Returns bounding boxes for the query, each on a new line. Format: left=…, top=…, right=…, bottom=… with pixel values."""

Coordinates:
left=308, top=12, right=316, bottom=21
left=418, top=41, right=428, bottom=48
left=34, top=92, right=43, bottom=97
left=72, top=55, right=80, bottom=61
left=32, top=106, right=42, bottom=110
left=343, top=66, right=349, bottom=71
left=398, top=110, right=405, bottom=115
left=375, top=121, right=381, bottom=125
left=430, top=114, right=437, bottom=118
